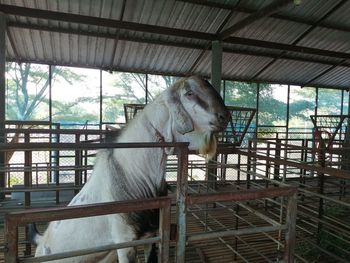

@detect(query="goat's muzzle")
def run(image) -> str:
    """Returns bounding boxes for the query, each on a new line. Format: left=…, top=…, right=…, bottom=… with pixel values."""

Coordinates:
left=210, top=109, right=231, bottom=132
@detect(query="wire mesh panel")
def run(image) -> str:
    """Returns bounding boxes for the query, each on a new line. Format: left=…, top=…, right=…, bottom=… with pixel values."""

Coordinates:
left=310, top=115, right=350, bottom=165
left=124, top=104, right=145, bottom=123
left=220, top=106, right=256, bottom=147
left=310, top=115, right=349, bottom=145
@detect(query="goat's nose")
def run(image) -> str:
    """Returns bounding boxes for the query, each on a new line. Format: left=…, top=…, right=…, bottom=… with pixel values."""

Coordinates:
left=217, top=110, right=230, bottom=124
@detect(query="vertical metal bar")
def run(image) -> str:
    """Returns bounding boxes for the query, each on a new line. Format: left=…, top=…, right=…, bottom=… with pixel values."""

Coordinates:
left=176, top=144, right=189, bottom=263
left=145, top=73, right=148, bottom=104
left=207, top=156, right=217, bottom=191
left=24, top=133, right=32, bottom=256
left=286, top=84, right=290, bottom=139
left=4, top=215, right=18, bottom=263
left=247, top=140, right=252, bottom=189
left=300, top=139, right=306, bottom=202
left=0, top=13, right=6, bottom=200
left=222, top=79, right=226, bottom=102
left=283, top=192, right=297, bottom=263
left=237, top=153, right=241, bottom=184
left=315, top=87, right=319, bottom=116
left=255, top=83, right=260, bottom=139
left=317, top=148, right=326, bottom=244
left=55, top=124, right=60, bottom=204
left=252, top=140, right=257, bottom=180
left=274, top=139, right=281, bottom=181
left=24, top=133, right=31, bottom=207
left=265, top=142, right=271, bottom=210
left=49, top=65, right=52, bottom=123
left=234, top=198, right=240, bottom=261
left=99, top=69, right=103, bottom=129
left=84, top=133, right=88, bottom=183
left=75, top=134, right=81, bottom=195
left=159, top=199, right=171, bottom=263
left=341, top=89, right=344, bottom=115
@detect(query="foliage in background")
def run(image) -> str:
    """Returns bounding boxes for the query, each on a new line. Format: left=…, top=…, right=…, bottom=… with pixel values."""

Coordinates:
left=5, top=62, right=346, bottom=128
left=6, top=63, right=90, bottom=122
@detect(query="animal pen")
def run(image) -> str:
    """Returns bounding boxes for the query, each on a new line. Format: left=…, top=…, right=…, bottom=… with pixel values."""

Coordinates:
left=0, top=111, right=349, bottom=263
left=1, top=1, right=350, bottom=262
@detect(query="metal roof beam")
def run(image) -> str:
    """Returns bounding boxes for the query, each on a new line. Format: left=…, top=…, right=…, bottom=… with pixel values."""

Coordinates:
left=3, top=4, right=350, bottom=64
left=2, top=4, right=350, bottom=61
left=6, top=28, right=20, bottom=59
left=218, top=0, right=293, bottom=40
left=8, top=22, right=350, bottom=68
left=250, top=0, right=349, bottom=80
left=0, top=4, right=214, bottom=41
left=178, top=0, right=350, bottom=34
left=225, top=37, right=350, bottom=60
left=302, top=60, right=347, bottom=88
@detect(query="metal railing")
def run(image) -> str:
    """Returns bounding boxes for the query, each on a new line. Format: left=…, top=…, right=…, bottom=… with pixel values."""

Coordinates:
left=4, top=197, right=171, bottom=263
left=1, top=137, right=300, bottom=262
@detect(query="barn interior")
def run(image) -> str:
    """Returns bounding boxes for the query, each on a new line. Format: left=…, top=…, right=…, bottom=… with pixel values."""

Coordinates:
left=0, top=0, right=350, bottom=262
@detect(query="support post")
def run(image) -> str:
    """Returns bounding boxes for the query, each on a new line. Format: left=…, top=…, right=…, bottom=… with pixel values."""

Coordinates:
left=176, top=144, right=189, bottom=263
left=208, top=40, right=222, bottom=190
left=211, top=40, right=222, bottom=93
left=283, top=191, right=297, bottom=262
left=159, top=199, right=171, bottom=263
left=0, top=13, right=6, bottom=200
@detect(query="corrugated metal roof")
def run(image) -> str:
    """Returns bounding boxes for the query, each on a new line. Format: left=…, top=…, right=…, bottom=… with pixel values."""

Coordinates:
left=1, top=0, right=350, bottom=89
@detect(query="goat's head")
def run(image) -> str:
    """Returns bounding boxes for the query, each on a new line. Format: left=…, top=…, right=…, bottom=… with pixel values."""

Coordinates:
left=164, top=76, right=230, bottom=159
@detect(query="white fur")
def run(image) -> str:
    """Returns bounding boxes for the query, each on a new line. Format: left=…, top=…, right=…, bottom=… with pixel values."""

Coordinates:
left=33, top=76, right=229, bottom=263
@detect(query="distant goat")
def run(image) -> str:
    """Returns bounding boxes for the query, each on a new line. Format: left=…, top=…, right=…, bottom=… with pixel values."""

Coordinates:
left=31, top=76, right=230, bottom=263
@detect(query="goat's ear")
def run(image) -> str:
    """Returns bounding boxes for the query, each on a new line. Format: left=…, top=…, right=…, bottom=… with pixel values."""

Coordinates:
left=166, top=81, right=194, bottom=134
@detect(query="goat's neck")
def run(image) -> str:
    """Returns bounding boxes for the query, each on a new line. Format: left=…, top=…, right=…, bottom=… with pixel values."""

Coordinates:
left=111, top=104, right=171, bottom=198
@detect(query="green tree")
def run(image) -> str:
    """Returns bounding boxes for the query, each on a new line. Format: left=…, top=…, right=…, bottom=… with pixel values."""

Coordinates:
left=102, top=72, right=178, bottom=123
left=6, top=63, right=85, bottom=121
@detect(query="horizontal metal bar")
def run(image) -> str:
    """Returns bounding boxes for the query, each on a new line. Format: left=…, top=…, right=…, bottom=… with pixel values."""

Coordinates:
left=187, top=225, right=286, bottom=242
left=235, top=167, right=350, bottom=208
left=187, top=186, right=297, bottom=205
left=20, top=237, right=160, bottom=263
left=0, top=185, right=82, bottom=193
left=5, top=197, right=172, bottom=224
left=236, top=149, right=350, bottom=180
left=0, top=165, right=93, bottom=173
left=0, top=141, right=190, bottom=151
left=2, top=128, right=112, bottom=135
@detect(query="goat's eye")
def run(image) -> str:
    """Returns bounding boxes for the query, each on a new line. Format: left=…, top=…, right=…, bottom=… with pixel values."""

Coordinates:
left=185, top=90, right=194, bottom=97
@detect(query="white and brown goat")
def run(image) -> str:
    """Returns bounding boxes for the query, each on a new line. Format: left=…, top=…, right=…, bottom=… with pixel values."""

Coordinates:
left=31, top=76, right=230, bottom=263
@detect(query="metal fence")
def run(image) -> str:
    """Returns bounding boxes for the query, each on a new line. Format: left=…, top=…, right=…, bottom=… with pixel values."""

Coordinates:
left=0, top=135, right=299, bottom=263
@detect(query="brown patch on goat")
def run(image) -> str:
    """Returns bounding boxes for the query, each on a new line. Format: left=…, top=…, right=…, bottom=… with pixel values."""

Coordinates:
left=199, top=132, right=217, bottom=160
